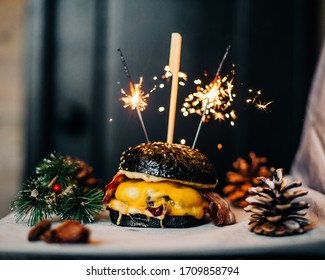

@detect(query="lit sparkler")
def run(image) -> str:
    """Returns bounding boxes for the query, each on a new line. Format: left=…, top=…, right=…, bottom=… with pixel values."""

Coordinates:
left=120, top=77, right=149, bottom=111
left=182, top=45, right=234, bottom=148
left=117, top=48, right=150, bottom=142
left=182, top=75, right=235, bottom=123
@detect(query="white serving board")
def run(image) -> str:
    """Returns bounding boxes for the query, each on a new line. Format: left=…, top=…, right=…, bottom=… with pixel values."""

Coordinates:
left=1, top=186, right=325, bottom=259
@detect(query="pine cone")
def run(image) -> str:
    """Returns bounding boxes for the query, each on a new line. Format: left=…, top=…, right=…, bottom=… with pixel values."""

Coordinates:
left=244, top=168, right=311, bottom=236
left=66, top=157, right=101, bottom=189
left=223, top=152, right=272, bottom=207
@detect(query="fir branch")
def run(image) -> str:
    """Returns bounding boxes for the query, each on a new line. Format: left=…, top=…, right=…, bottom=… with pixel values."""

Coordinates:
left=11, top=151, right=104, bottom=226
left=56, top=187, right=104, bottom=223
left=36, top=152, right=80, bottom=187
left=10, top=178, right=55, bottom=226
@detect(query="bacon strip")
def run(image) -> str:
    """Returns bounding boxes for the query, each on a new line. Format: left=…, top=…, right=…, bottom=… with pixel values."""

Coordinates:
left=200, top=190, right=236, bottom=226
left=103, top=174, right=126, bottom=202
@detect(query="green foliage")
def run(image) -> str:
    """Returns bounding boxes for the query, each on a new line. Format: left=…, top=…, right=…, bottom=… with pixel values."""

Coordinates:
left=10, top=178, right=55, bottom=226
left=36, top=153, right=79, bottom=188
left=56, top=187, right=104, bottom=223
left=10, top=152, right=104, bottom=226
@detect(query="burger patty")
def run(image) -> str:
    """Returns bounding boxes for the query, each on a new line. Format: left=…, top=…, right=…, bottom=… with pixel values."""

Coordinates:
left=109, top=209, right=205, bottom=228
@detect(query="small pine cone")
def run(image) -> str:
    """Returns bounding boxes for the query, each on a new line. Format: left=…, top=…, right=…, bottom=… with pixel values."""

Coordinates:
left=76, top=159, right=100, bottom=188
left=66, top=157, right=101, bottom=189
left=223, top=152, right=272, bottom=208
left=244, top=168, right=311, bottom=236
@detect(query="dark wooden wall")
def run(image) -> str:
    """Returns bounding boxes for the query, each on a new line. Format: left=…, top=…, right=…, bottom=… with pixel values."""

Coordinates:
left=24, top=0, right=322, bottom=186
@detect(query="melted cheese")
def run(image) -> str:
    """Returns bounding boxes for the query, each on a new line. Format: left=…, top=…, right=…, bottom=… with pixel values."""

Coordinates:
left=107, top=180, right=208, bottom=219
left=118, top=170, right=217, bottom=189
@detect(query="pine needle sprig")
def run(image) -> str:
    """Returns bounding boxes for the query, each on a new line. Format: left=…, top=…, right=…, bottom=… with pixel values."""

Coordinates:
left=10, top=178, right=55, bottom=226
left=36, top=152, right=80, bottom=187
left=11, top=152, right=104, bottom=226
left=56, top=187, right=104, bottom=223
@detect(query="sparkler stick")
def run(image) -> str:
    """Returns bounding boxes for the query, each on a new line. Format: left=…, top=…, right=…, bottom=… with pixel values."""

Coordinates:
left=135, top=105, right=149, bottom=142
left=192, top=45, right=231, bottom=149
left=117, top=48, right=132, bottom=82
left=167, top=33, right=182, bottom=143
left=214, top=45, right=231, bottom=82
left=117, top=48, right=150, bottom=142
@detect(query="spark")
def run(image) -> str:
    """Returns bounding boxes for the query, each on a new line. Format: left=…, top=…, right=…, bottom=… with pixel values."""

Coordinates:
left=180, top=139, right=186, bottom=145
left=246, top=89, right=273, bottom=112
left=150, top=85, right=157, bottom=93
left=178, top=72, right=188, bottom=80
left=120, top=77, right=149, bottom=111
left=182, top=74, right=236, bottom=124
left=214, top=111, right=226, bottom=122
left=255, top=100, right=274, bottom=111
left=163, top=65, right=187, bottom=83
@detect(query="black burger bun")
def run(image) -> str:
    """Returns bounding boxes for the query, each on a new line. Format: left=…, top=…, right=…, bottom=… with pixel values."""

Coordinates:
left=109, top=209, right=205, bottom=228
left=118, top=141, right=217, bottom=188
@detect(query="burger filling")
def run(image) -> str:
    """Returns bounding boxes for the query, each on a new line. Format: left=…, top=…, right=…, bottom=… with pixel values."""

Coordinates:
left=104, top=174, right=236, bottom=226
left=107, top=180, right=208, bottom=223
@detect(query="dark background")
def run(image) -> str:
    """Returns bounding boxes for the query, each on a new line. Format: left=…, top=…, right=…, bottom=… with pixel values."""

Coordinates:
left=24, top=0, right=324, bottom=187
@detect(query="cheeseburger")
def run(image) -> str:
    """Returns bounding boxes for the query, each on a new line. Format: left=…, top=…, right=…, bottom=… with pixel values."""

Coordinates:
left=103, top=141, right=235, bottom=228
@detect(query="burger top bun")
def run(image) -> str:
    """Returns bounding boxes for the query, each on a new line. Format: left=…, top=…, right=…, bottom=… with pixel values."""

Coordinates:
left=117, top=141, right=217, bottom=189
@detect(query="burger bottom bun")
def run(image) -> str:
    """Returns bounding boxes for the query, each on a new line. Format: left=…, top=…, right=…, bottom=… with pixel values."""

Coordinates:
left=109, top=209, right=205, bottom=228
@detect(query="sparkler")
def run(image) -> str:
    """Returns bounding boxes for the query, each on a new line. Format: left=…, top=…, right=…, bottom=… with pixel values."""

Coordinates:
left=186, top=45, right=233, bottom=148
left=117, top=48, right=150, bottom=142
left=120, top=77, right=149, bottom=111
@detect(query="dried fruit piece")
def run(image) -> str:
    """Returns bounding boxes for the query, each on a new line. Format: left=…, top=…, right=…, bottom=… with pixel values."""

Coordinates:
left=28, top=220, right=90, bottom=243
left=41, top=220, right=90, bottom=243
left=28, top=220, right=52, bottom=241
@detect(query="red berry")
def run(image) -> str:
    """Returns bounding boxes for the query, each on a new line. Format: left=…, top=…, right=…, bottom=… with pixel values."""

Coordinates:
left=147, top=205, right=165, bottom=216
left=52, top=183, right=62, bottom=193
